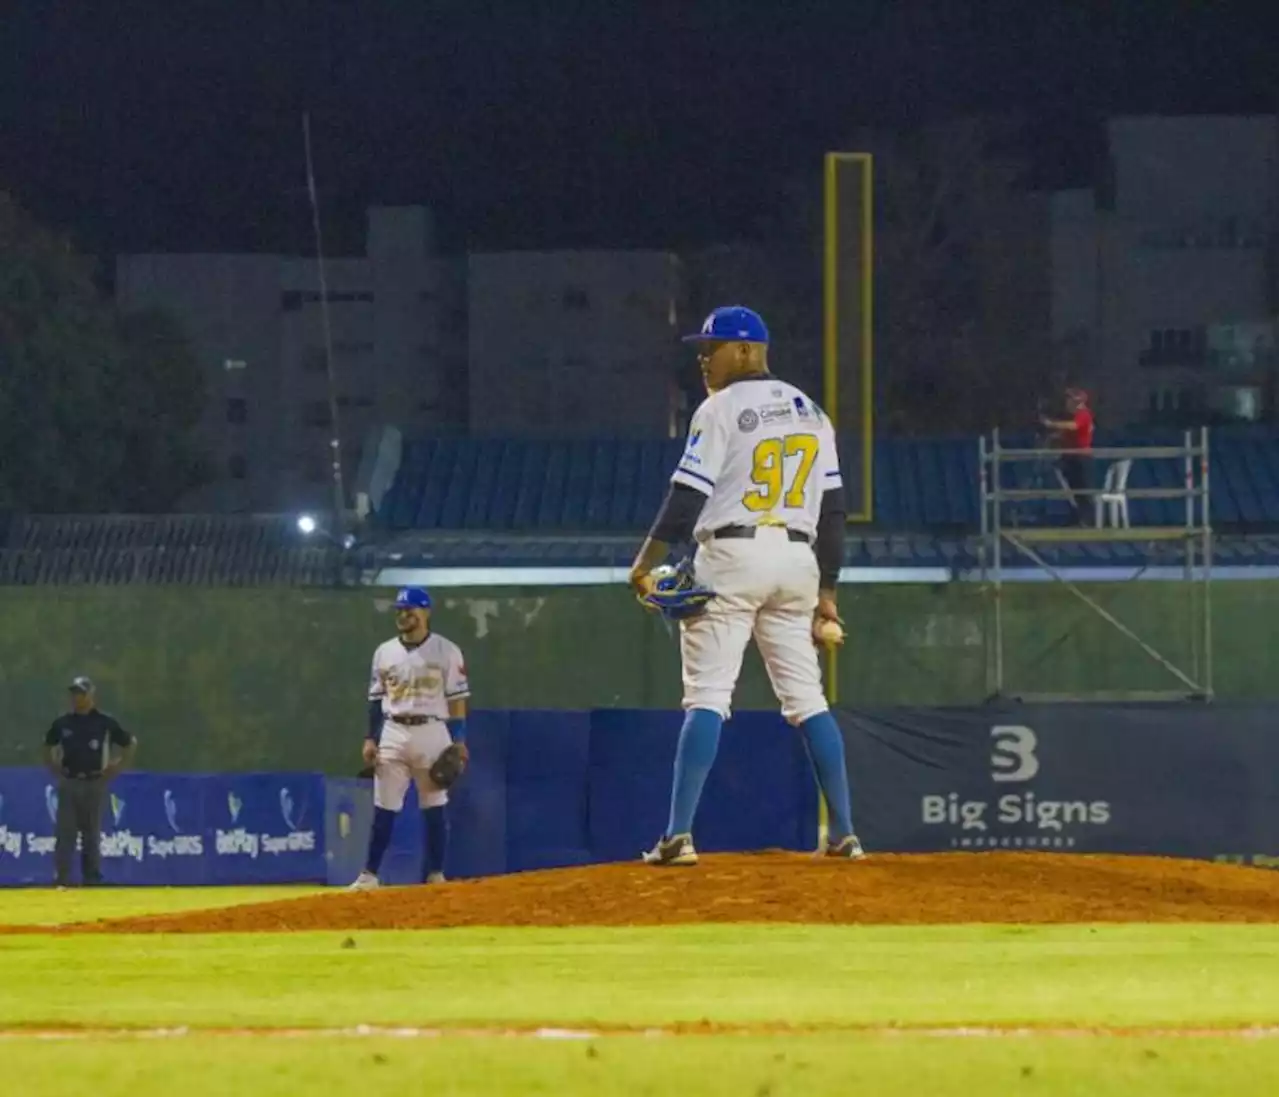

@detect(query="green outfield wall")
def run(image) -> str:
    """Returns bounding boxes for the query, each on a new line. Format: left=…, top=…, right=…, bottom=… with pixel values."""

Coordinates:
left=0, top=582, right=1274, bottom=774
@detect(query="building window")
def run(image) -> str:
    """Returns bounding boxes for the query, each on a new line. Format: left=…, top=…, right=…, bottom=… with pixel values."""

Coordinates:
left=1147, top=386, right=1202, bottom=422
left=1210, top=385, right=1262, bottom=422
left=227, top=454, right=247, bottom=480
left=302, top=401, right=331, bottom=427
left=226, top=397, right=247, bottom=425
left=1140, top=327, right=1208, bottom=368
left=562, top=287, right=590, bottom=310
left=281, top=290, right=373, bottom=311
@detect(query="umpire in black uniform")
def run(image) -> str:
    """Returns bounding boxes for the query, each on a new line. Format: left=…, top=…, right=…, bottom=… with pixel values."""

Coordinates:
left=41, top=677, right=138, bottom=887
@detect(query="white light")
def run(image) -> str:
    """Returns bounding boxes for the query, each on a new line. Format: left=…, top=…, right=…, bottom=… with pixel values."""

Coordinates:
left=297, top=515, right=318, bottom=535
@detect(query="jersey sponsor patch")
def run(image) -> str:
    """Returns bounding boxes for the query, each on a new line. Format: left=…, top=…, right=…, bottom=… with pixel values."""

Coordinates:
left=737, top=409, right=759, bottom=433
left=758, top=402, right=793, bottom=424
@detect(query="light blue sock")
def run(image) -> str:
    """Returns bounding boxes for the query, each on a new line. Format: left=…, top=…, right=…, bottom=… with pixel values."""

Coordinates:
left=799, top=711, right=855, bottom=841
left=666, top=707, right=723, bottom=837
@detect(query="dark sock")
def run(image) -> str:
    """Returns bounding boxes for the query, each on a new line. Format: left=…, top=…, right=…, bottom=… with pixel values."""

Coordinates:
left=422, top=806, right=448, bottom=880
left=364, top=807, right=397, bottom=875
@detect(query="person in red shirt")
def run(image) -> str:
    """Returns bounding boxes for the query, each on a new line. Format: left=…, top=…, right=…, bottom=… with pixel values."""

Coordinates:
left=1041, top=387, right=1095, bottom=525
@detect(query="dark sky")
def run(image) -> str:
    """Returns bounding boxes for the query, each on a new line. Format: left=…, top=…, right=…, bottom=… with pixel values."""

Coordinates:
left=2, top=1, right=1273, bottom=257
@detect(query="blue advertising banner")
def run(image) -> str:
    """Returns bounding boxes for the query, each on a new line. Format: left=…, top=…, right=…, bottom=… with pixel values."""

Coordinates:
left=3, top=704, right=1275, bottom=887
left=0, top=769, right=326, bottom=886
left=0, top=768, right=60, bottom=885
left=99, top=773, right=209, bottom=886
left=325, top=777, right=372, bottom=888
left=837, top=703, right=1279, bottom=864
left=205, top=774, right=326, bottom=884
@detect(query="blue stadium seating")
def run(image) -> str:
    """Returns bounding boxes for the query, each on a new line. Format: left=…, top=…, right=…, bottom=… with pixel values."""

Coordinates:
left=375, top=429, right=1278, bottom=535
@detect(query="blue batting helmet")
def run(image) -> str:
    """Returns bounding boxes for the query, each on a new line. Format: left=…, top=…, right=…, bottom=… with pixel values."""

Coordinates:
left=682, top=305, right=769, bottom=345
left=393, top=587, right=432, bottom=610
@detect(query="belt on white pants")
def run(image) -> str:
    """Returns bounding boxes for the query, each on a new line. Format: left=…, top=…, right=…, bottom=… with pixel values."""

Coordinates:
left=385, top=714, right=443, bottom=727
left=700, top=524, right=813, bottom=545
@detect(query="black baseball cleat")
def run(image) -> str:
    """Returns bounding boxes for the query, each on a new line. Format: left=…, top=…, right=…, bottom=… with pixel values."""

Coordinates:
left=824, top=834, right=867, bottom=860
left=642, top=833, right=698, bottom=866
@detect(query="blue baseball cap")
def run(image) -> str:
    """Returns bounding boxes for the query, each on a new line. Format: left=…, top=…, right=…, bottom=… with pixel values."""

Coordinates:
left=393, top=587, right=432, bottom=610
left=682, top=305, right=769, bottom=345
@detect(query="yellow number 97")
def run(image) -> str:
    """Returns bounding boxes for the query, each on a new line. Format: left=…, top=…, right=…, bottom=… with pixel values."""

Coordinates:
left=742, top=433, right=819, bottom=512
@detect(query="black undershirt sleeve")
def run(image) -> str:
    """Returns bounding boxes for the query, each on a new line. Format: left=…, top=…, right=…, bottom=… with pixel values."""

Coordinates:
left=366, top=699, right=384, bottom=743
left=647, top=483, right=708, bottom=544
left=814, top=487, right=846, bottom=589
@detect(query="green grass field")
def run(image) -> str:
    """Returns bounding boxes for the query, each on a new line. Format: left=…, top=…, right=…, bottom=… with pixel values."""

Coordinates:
left=0, top=886, right=1275, bottom=1096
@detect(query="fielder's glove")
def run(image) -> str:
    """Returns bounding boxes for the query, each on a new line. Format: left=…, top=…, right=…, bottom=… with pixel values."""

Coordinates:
left=428, top=741, right=469, bottom=790
left=639, top=560, right=715, bottom=622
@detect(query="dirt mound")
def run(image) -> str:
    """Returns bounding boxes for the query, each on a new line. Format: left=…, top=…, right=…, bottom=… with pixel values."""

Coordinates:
left=42, top=852, right=1279, bottom=934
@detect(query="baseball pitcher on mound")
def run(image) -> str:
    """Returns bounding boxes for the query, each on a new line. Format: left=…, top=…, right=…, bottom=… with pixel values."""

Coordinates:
left=630, top=305, right=864, bottom=867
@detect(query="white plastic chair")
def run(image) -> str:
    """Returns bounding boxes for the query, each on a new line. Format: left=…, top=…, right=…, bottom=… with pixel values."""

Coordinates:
left=1094, top=459, right=1133, bottom=529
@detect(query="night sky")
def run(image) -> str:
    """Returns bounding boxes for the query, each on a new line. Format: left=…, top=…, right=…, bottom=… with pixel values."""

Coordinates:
left=2, top=1, right=1273, bottom=258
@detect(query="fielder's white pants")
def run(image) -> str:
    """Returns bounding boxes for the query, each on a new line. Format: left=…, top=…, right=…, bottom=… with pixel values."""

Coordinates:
left=681, top=528, right=828, bottom=724
left=373, top=718, right=453, bottom=811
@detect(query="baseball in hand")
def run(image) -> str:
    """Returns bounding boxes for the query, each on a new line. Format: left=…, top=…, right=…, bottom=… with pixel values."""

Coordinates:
left=814, top=618, right=845, bottom=646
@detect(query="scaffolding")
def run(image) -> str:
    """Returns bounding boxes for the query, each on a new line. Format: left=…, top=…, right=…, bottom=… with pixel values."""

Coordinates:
left=978, top=428, right=1213, bottom=703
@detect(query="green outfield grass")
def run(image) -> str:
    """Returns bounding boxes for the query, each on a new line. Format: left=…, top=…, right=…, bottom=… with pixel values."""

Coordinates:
left=3, top=1035, right=1275, bottom=1097
left=0, top=885, right=329, bottom=926
left=0, top=887, right=1274, bottom=1095
left=0, top=924, right=1274, bottom=1030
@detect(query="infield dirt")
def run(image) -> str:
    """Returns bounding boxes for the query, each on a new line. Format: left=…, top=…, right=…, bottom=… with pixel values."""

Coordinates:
left=19, top=852, right=1277, bottom=934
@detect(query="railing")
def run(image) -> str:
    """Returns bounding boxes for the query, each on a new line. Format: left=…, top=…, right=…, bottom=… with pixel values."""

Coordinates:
left=977, top=428, right=1212, bottom=703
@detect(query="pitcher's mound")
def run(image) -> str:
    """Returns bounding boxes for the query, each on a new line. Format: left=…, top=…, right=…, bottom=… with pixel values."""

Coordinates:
left=69, top=852, right=1277, bottom=933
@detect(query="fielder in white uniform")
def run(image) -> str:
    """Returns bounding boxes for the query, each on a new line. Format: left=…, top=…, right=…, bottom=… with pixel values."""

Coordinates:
left=629, top=305, right=864, bottom=866
left=349, top=586, right=470, bottom=889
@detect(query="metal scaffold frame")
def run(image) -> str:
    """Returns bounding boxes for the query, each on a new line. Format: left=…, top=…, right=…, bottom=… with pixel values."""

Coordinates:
left=978, top=428, right=1213, bottom=703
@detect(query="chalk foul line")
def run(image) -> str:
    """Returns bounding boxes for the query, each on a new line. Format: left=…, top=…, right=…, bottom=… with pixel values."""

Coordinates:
left=0, top=1023, right=1275, bottom=1041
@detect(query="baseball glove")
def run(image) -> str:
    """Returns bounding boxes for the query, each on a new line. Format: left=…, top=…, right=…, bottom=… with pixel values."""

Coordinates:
left=640, top=560, right=715, bottom=622
left=428, top=741, right=469, bottom=790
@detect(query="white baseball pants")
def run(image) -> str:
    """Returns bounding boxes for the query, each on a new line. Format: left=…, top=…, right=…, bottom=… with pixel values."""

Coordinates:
left=373, top=718, right=453, bottom=811
left=680, top=527, right=828, bottom=723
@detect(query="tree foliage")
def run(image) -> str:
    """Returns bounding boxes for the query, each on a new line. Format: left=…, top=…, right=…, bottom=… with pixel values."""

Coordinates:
left=857, top=117, right=1055, bottom=434
left=756, top=117, right=1056, bottom=435
left=0, top=194, right=207, bottom=512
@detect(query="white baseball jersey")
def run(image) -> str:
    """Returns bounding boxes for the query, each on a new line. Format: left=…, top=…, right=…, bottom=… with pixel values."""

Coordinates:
left=368, top=633, right=469, bottom=723
left=671, top=377, right=842, bottom=539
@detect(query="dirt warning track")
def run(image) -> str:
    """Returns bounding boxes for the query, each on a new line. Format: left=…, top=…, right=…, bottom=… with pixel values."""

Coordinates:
left=19, top=852, right=1276, bottom=934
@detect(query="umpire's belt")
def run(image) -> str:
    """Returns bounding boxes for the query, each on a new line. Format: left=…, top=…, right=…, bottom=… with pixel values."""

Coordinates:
left=61, top=772, right=103, bottom=781
left=711, top=524, right=812, bottom=545
left=387, top=714, right=437, bottom=726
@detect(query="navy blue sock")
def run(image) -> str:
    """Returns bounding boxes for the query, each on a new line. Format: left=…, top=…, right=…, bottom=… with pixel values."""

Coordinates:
left=798, top=711, right=855, bottom=841
left=422, top=806, right=448, bottom=880
left=364, top=807, right=397, bottom=875
left=666, top=708, right=723, bottom=838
